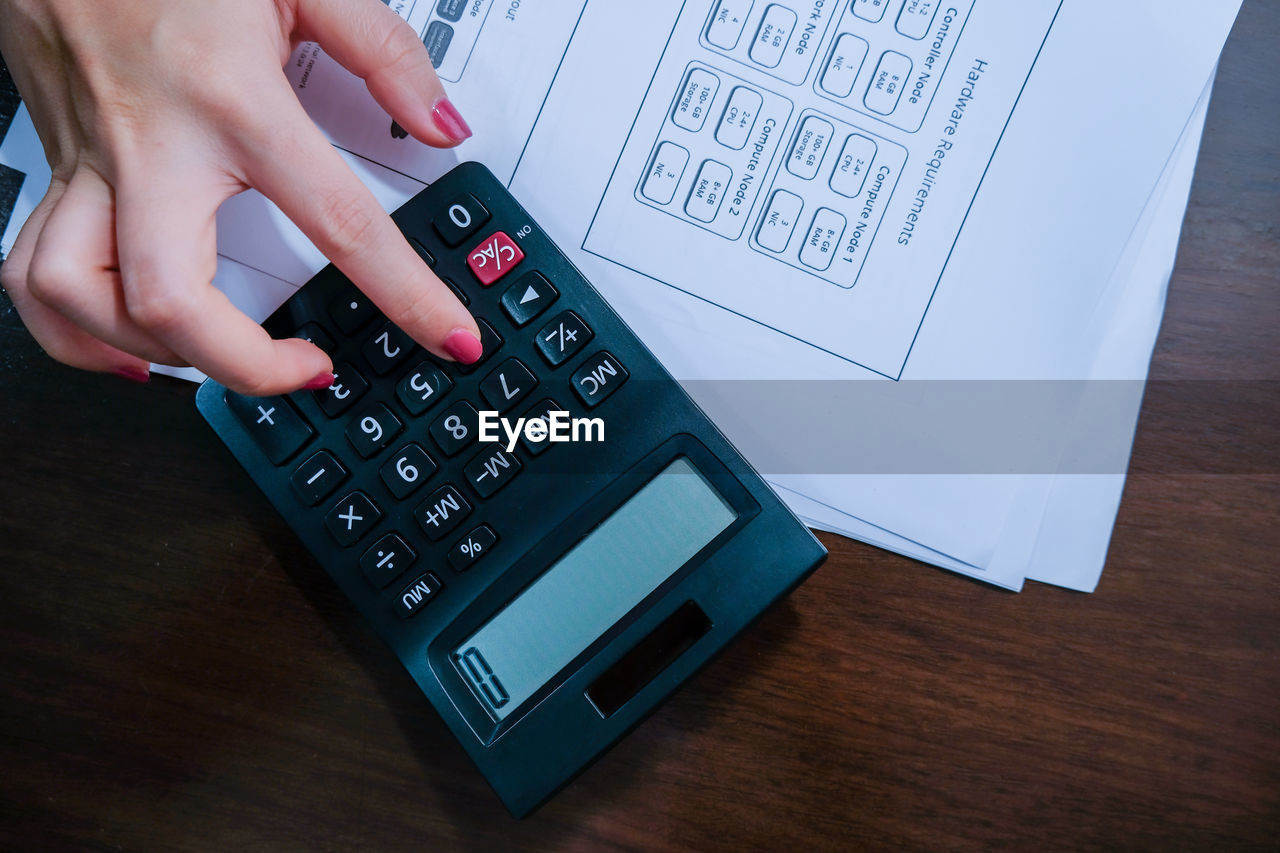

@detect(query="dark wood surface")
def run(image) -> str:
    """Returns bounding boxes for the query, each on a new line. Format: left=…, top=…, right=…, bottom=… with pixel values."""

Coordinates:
left=1, top=5, right=1276, bottom=850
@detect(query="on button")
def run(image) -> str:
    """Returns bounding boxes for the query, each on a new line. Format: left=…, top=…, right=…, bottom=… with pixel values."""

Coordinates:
left=466, top=232, right=525, bottom=286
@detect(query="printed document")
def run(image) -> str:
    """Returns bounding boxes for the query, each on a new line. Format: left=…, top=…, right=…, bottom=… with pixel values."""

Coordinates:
left=0, top=0, right=1243, bottom=590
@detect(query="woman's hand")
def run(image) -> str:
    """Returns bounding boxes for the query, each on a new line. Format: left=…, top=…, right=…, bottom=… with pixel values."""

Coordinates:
left=0, top=0, right=482, bottom=393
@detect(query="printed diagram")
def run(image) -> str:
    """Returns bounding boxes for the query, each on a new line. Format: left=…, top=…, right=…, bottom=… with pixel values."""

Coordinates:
left=584, top=0, right=1064, bottom=374
left=814, top=0, right=975, bottom=132
left=752, top=109, right=906, bottom=287
left=635, top=63, right=794, bottom=240
left=699, top=0, right=841, bottom=85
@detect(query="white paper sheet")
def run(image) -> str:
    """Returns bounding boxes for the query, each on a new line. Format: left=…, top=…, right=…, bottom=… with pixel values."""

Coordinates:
left=797, top=73, right=1212, bottom=591
left=0, top=0, right=1241, bottom=591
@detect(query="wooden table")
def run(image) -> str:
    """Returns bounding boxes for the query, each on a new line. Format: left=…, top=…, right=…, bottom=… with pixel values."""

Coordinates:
left=1, top=5, right=1275, bottom=849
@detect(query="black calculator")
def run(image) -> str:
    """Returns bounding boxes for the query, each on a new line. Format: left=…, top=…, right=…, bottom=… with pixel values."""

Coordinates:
left=196, top=162, right=826, bottom=817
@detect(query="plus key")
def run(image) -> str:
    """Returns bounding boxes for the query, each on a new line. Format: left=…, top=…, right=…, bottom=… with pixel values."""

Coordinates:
left=466, top=231, right=525, bottom=286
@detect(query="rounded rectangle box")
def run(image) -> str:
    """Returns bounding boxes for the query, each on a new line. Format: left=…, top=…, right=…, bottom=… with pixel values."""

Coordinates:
left=633, top=61, right=793, bottom=241
left=811, top=0, right=976, bottom=133
left=419, top=0, right=497, bottom=83
left=749, top=108, right=907, bottom=288
left=699, top=0, right=840, bottom=86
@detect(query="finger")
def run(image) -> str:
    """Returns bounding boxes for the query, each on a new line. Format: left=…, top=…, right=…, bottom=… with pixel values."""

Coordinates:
left=25, top=164, right=187, bottom=367
left=1, top=175, right=153, bottom=380
left=242, top=90, right=482, bottom=365
left=113, top=161, right=334, bottom=396
left=295, top=0, right=472, bottom=146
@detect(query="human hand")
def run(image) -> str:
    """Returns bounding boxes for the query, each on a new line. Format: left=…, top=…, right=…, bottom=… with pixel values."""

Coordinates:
left=0, top=0, right=481, bottom=393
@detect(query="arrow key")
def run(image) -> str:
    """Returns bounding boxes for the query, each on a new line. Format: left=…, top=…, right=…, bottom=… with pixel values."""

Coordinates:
left=500, top=271, right=558, bottom=327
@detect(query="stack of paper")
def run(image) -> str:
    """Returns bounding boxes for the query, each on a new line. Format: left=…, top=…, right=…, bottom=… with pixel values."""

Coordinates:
left=1, top=1, right=1242, bottom=592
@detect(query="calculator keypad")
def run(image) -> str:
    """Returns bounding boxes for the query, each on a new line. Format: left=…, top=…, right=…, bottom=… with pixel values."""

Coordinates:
left=430, top=400, right=481, bottom=457
left=315, top=362, right=369, bottom=417
left=218, top=169, right=642, bottom=621
left=226, top=393, right=313, bottom=464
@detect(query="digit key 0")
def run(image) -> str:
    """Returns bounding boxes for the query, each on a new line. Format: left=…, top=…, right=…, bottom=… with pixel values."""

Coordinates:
left=196, top=161, right=825, bottom=818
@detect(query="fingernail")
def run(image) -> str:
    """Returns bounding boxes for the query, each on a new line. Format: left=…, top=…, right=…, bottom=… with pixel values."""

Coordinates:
left=112, top=366, right=150, bottom=384
left=303, top=371, right=335, bottom=390
left=431, top=97, right=472, bottom=145
left=443, top=328, right=483, bottom=364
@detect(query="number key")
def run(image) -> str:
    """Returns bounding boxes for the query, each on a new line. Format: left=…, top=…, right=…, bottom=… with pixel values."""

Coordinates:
left=518, top=398, right=564, bottom=456
left=429, top=400, right=480, bottom=457
left=362, top=322, right=415, bottom=375
left=296, top=322, right=336, bottom=355
left=395, top=360, right=453, bottom=415
left=346, top=403, right=403, bottom=458
left=380, top=443, right=437, bottom=499
left=315, top=362, right=369, bottom=417
left=479, top=358, right=537, bottom=412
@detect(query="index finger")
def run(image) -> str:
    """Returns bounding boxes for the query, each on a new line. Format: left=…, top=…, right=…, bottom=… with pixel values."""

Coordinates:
left=239, top=92, right=483, bottom=366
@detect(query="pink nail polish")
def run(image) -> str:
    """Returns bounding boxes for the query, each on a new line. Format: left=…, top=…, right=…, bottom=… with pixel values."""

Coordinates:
left=432, top=97, right=472, bottom=145
left=303, top=371, right=335, bottom=391
left=443, top=329, right=483, bottom=364
left=111, top=366, right=150, bottom=384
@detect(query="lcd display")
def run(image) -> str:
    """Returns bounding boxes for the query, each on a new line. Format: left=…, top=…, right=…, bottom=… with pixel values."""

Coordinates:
left=453, top=457, right=736, bottom=720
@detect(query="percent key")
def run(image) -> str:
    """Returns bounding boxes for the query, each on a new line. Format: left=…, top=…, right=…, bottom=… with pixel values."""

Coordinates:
left=449, top=525, right=498, bottom=572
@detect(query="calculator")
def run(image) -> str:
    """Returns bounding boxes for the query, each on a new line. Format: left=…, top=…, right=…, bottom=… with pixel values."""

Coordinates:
left=196, top=162, right=826, bottom=817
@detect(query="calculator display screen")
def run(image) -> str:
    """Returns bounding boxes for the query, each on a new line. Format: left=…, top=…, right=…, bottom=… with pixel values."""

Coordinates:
left=453, top=457, right=736, bottom=721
